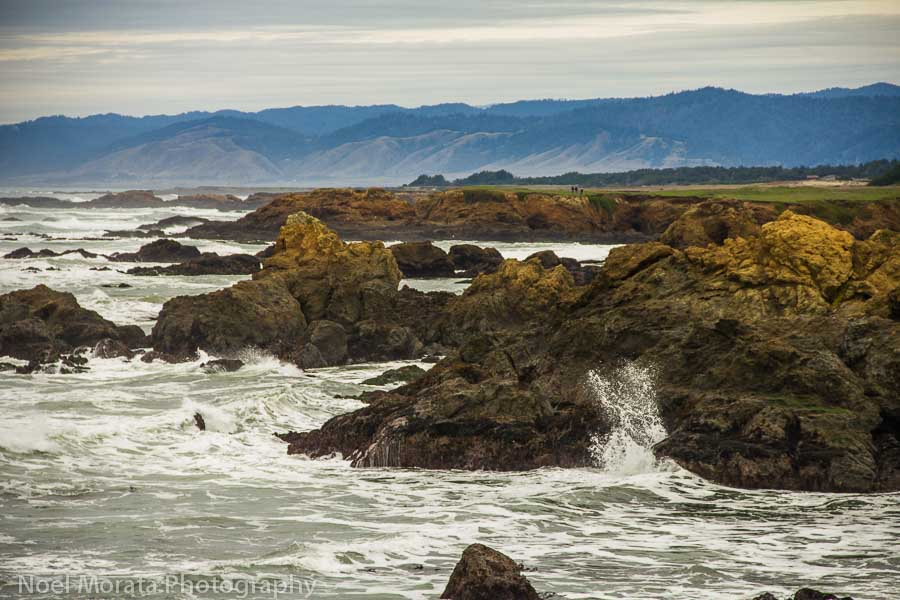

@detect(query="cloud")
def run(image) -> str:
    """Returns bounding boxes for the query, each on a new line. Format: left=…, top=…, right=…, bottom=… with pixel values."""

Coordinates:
left=0, top=1, right=897, bottom=122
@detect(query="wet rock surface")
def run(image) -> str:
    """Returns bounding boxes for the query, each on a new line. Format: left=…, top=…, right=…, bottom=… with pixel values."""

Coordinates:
left=0, top=285, right=146, bottom=363
left=108, top=239, right=202, bottom=262
left=126, top=253, right=260, bottom=276
left=279, top=212, right=900, bottom=491
left=440, top=544, right=540, bottom=600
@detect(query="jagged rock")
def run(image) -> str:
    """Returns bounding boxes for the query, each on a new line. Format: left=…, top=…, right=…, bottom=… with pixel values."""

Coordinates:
left=660, top=199, right=762, bottom=248
left=200, top=358, right=244, bottom=372
left=108, top=239, right=202, bottom=262
left=126, top=253, right=260, bottom=276
left=104, top=228, right=166, bottom=238
left=0, top=285, right=146, bottom=363
left=101, top=283, right=132, bottom=288
left=449, top=244, right=503, bottom=276
left=193, top=412, right=206, bottom=431
left=151, top=212, right=418, bottom=366
left=362, top=365, right=426, bottom=386
left=390, top=241, right=455, bottom=277
left=140, top=350, right=192, bottom=364
left=93, top=338, right=135, bottom=359
left=440, top=544, right=540, bottom=600
left=280, top=213, right=900, bottom=492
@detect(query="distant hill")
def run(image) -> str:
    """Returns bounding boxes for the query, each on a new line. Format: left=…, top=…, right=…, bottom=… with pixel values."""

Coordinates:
left=1, top=83, right=898, bottom=186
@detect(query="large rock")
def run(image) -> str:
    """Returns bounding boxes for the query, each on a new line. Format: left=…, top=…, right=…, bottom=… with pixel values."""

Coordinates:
left=0, top=285, right=146, bottom=362
left=151, top=212, right=419, bottom=367
left=280, top=212, right=900, bottom=492
left=151, top=278, right=307, bottom=360
left=449, top=244, right=503, bottom=276
left=440, top=544, right=540, bottom=600
left=389, top=241, right=455, bottom=277
left=109, top=239, right=202, bottom=263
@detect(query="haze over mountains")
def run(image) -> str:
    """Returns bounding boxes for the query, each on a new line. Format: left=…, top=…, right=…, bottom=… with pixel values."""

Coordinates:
left=2, top=83, right=899, bottom=187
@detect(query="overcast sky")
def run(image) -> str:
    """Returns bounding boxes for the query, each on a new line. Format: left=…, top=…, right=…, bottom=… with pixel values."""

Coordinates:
left=1, top=0, right=898, bottom=123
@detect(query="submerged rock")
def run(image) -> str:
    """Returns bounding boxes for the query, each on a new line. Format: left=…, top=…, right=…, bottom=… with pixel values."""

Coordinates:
left=389, top=241, right=455, bottom=277
left=200, top=359, right=244, bottom=373
left=193, top=412, right=206, bottom=431
left=440, top=544, right=540, bottom=600
left=0, top=285, right=146, bottom=363
left=126, top=253, right=260, bottom=276
left=3, top=247, right=99, bottom=259
left=108, top=239, right=202, bottom=262
left=361, top=365, right=426, bottom=386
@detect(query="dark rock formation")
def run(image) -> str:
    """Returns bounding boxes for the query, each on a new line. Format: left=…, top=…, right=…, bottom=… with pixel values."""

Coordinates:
left=389, top=241, right=455, bottom=277
left=193, top=412, right=206, bottom=431
left=138, top=215, right=210, bottom=230
left=440, top=544, right=540, bottom=600
left=279, top=212, right=900, bottom=492
left=108, top=239, right=202, bottom=262
left=151, top=277, right=307, bottom=361
left=0, top=285, right=146, bottom=363
left=449, top=244, right=503, bottom=276
left=92, top=338, right=135, bottom=359
left=362, top=365, right=426, bottom=386
left=201, top=358, right=244, bottom=372
left=105, top=228, right=166, bottom=238
left=3, top=247, right=99, bottom=259
left=126, top=253, right=260, bottom=276
left=88, top=190, right=165, bottom=209
left=751, top=588, right=853, bottom=600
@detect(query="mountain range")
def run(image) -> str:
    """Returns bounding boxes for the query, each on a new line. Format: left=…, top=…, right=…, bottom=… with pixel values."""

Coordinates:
left=2, top=83, right=899, bottom=186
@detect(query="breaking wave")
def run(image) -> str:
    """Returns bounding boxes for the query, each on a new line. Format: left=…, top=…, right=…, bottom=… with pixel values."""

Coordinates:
left=587, top=362, right=668, bottom=475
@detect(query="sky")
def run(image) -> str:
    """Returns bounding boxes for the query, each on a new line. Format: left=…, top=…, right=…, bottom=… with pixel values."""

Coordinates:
left=0, top=0, right=899, bottom=123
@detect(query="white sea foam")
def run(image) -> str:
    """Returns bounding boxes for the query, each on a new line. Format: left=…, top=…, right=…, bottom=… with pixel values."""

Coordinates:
left=587, top=362, right=669, bottom=475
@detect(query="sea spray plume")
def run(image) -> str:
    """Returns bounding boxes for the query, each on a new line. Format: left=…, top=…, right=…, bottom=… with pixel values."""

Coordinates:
left=588, top=363, right=667, bottom=474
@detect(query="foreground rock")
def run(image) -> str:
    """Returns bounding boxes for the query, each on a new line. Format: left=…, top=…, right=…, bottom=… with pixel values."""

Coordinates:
left=440, top=544, right=540, bottom=600
left=389, top=241, right=455, bottom=277
left=280, top=212, right=900, bottom=492
left=152, top=212, right=449, bottom=366
left=361, top=365, right=426, bottom=386
left=659, top=199, right=763, bottom=248
left=108, top=239, right=202, bottom=262
left=127, top=254, right=260, bottom=276
left=0, top=285, right=145, bottom=362
left=752, top=589, right=853, bottom=600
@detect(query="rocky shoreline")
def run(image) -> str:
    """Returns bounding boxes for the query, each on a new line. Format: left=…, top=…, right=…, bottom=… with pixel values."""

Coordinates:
left=2, top=192, right=898, bottom=493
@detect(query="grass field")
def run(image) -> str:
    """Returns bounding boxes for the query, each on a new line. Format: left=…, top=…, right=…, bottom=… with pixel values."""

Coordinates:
left=451, top=183, right=900, bottom=204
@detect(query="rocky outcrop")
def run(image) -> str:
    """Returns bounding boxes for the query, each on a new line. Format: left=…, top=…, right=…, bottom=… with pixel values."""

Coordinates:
left=361, top=365, right=426, bottom=386
left=108, top=239, right=202, bottom=262
left=389, top=241, right=455, bottom=277
left=524, top=250, right=602, bottom=285
left=1, top=190, right=268, bottom=212
left=0, top=285, right=146, bottom=363
left=151, top=212, right=442, bottom=367
left=440, top=544, right=540, bottom=600
left=88, top=190, right=165, bottom=208
left=279, top=212, right=900, bottom=492
left=126, top=254, right=260, bottom=276
left=659, top=199, right=763, bottom=248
